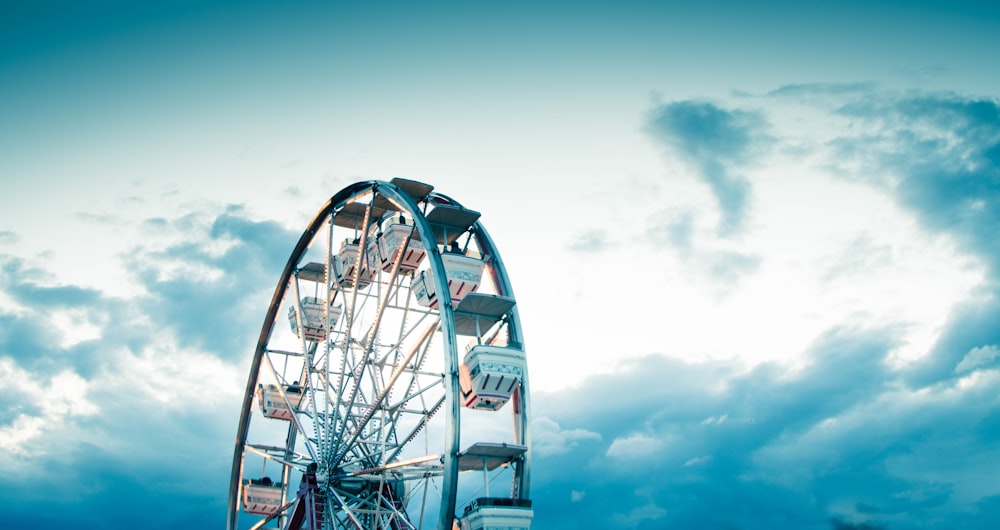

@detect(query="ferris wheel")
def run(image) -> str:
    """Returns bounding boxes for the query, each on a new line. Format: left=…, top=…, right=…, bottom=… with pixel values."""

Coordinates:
left=226, top=179, right=533, bottom=530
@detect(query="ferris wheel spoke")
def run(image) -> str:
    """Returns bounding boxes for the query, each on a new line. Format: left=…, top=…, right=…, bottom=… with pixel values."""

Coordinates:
left=311, top=370, right=352, bottom=457
left=386, top=394, right=446, bottom=464
left=361, top=231, right=412, bottom=349
left=343, top=201, right=375, bottom=330
left=387, top=376, right=444, bottom=412
left=332, top=321, right=438, bottom=470
left=245, top=444, right=311, bottom=471
left=327, top=269, right=355, bottom=443
left=329, top=340, right=357, bottom=455
left=375, top=489, right=414, bottom=530
left=397, top=326, right=441, bottom=407
left=414, top=468, right=443, bottom=529
left=379, top=315, right=441, bottom=411
left=328, top=488, right=366, bottom=529
left=330, top=351, right=375, bottom=461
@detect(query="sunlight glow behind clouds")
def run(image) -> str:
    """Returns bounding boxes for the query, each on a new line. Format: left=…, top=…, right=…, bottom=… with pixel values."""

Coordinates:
left=127, top=344, right=242, bottom=407
left=530, top=107, right=984, bottom=390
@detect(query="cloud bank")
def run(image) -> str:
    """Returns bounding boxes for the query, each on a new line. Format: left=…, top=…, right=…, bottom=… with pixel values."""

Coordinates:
left=0, top=205, right=296, bottom=528
left=531, top=326, right=1000, bottom=529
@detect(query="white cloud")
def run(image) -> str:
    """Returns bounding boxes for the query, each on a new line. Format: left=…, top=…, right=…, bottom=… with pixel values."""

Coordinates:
left=955, top=344, right=1000, bottom=374
left=531, top=417, right=601, bottom=457
left=701, top=413, right=728, bottom=425
left=568, top=229, right=611, bottom=252
left=606, top=433, right=664, bottom=460
left=0, top=359, right=98, bottom=463
left=51, top=307, right=105, bottom=348
left=613, top=499, right=668, bottom=528
left=0, top=414, right=45, bottom=456
left=123, top=341, right=243, bottom=407
left=144, top=257, right=226, bottom=284
left=684, top=455, right=712, bottom=467
left=43, top=371, right=99, bottom=417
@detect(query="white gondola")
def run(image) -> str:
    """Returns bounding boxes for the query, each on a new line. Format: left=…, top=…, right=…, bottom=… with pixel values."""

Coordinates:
left=287, top=297, right=342, bottom=342
left=459, top=499, right=534, bottom=530
left=241, top=478, right=283, bottom=515
left=411, top=250, right=485, bottom=309
left=367, top=213, right=427, bottom=272
left=256, top=383, right=305, bottom=421
left=335, top=239, right=375, bottom=288
left=457, top=443, right=533, bottom=530
left=460, top=345, right=526, bottom=411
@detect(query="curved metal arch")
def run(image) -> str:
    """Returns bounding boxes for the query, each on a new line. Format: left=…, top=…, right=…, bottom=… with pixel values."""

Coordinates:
left=370, top=181, right=463, bottom=530
left=428, top=191, right=532, bottom=501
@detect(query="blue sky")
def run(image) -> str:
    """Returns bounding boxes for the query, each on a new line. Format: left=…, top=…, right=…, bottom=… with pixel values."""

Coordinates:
left=2, top=1, right=1000, bottom=528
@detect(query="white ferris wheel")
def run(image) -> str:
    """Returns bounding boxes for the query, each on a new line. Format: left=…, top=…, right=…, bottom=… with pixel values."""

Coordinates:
left=226, top=179, right=533, bottom=530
